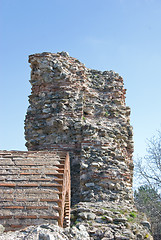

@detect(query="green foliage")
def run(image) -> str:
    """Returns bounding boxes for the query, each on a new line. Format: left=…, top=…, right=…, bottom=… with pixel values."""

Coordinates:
left=119, top=209, right=127, bottom=214
left=101, top=207, right=108, bottom=210
left=109, top=208, right=117, bottom=212
left=101, top=216, right=106, bottom=220
left=129, top=212, right=137, bottom=218
left=74, top=220, right=79, bottom=225
left=135, top=130, right=161, bottom=190
left=127, top=212, right=137, bottom=222
left=88, top=221, right=92, bottom=226
left=115, top=112, right=119, bottom=117
left=134, top=185, right=160, bottom=208
left=135, top=130, right=161, bottom=239
left=127, top=217, right=134, bottom=222
left=134, top=185, right=161, bottom=240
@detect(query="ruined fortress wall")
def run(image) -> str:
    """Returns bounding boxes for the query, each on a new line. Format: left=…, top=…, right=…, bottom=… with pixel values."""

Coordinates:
left=25, top=52, right=134, bottom=205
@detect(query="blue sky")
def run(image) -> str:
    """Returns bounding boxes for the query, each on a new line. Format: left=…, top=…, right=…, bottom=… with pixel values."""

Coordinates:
left=1, top=0, right=161, bottom=160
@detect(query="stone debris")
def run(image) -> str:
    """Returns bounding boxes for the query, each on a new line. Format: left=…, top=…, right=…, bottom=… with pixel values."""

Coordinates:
left=71, top=201, right=153, bottom=240
left=0, top=225, right=4, bottom=234
left=0, top=224, right=90, bottom=240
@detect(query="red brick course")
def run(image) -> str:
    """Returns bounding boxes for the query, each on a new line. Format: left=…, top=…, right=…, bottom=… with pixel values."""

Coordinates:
left=0, top=150, right=71, bottom=230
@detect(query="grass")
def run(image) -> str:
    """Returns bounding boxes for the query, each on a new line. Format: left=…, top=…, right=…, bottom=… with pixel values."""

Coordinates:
left=108, top=208, right=117, bottom=212
left=127, top=212, right=137, bottom=222
left=74, top=220, right=79, bottom=225
left=101, top=207, right=108, bottom=210
left=129, top=212, right=137, bottom=218
left=127, top=217, right=134, bottom=222
left=88, top=221, right=93, bottom=226
left=119, top=209, right=126, bottom=214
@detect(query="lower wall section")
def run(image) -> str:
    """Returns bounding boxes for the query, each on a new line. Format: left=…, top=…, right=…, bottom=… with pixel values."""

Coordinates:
left=0, top=150, right=70, bottom=231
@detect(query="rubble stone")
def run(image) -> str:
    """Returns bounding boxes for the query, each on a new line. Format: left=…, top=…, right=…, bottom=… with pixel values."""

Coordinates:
left=23, top=52, right=154, bottom=239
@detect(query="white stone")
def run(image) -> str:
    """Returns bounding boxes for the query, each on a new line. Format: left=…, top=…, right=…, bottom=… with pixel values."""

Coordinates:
left=81, top=163, right=88, bottom=169
left=85, top=182, right=94, bottom=187
left=91, top=162, right=99, bottom=167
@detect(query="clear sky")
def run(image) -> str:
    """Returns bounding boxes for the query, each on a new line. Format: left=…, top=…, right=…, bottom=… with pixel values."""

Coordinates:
left=1, top=0, right=161, bottom=160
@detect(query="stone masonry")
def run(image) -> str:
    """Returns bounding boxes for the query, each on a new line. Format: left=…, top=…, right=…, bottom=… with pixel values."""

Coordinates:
left=24, top=52, right=153, bottom=239
left=25, top=51, right=133, bottom=204
left=0, top=150, right=71, bottom=231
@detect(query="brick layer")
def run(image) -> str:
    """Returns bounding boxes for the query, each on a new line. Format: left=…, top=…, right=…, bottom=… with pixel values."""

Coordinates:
left=0, top=150, right=70, bottom=231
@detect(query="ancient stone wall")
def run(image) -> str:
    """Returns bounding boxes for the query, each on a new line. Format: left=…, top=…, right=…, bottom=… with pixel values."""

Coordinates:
left=24, top=52, right=153, bottom=239
left=25, top=51, right=87, bottom=204
left=25, top=51, right=134, bottom=204
left=0, top=150, right=70, bottom=231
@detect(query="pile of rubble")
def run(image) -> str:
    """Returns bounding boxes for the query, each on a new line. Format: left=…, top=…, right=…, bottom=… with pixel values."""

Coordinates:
left=0, top=224, right=90, bottom=240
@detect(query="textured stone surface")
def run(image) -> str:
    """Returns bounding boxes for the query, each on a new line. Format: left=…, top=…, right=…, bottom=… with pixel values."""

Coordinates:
left=25, top=51, right=134, bottom=205
left=0, top=150, right=70, bottom=231
left=0, top=224, right=90, bottom=240
left=70, top=201, right=153, bottom=240
left=0, top=225, right=4, bottom=234
left=22, top=51, right=153, bottom=239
